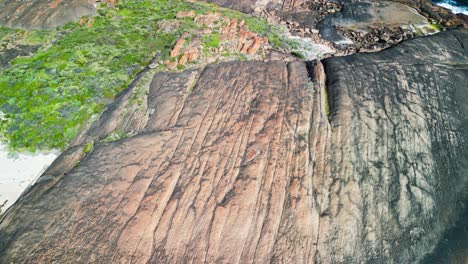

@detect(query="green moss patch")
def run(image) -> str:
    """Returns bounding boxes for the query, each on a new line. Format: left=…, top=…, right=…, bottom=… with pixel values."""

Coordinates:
left=0, top=0, right=286, bottom=152
left=324, top=85, right=330, bottom=117
left=203, top=34, right=220, bottom=48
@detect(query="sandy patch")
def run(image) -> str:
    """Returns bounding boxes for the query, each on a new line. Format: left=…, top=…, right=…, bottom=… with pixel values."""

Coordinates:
left=0, top=144, right=58, bottom=213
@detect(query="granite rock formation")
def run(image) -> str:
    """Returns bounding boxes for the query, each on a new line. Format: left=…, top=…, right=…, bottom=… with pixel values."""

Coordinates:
left=206, top=0, right=466, bottom=54
left=0, top=29, right=466, bottom=263
left=320, top=29, right=468, bottom=262
left=0, top=0, right=111, bottom=29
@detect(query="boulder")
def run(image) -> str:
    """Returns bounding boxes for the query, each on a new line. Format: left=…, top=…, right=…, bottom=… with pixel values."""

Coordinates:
left=0, top=29, right=466, bottom=263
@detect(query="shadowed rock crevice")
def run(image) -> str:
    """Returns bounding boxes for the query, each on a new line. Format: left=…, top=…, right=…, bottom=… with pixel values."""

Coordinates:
left=0, top=29, right=467, bottom=263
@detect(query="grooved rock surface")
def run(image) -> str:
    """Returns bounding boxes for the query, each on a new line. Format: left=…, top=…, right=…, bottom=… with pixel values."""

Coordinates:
left=320, top=29, right=468, bottom=262
left=0, top=30, right=467, bottom=263
left=0, top=0, right=98, bottom=29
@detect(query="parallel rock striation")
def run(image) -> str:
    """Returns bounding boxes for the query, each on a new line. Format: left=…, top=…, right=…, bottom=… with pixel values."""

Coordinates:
left=0, top=30, right=467, bottom=263
left=319, top=29, right=468, bottom=262
left=206, top=0, right=466, bottom=54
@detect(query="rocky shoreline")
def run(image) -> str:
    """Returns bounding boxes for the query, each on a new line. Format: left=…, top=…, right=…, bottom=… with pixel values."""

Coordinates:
left=0, top=0, right=467, bottom=263
left=207, top=0, right=467, bottom=55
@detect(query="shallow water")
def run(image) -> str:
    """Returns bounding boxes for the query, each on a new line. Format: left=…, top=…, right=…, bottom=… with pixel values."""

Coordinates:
left=433, top=0, right=468, bottom=15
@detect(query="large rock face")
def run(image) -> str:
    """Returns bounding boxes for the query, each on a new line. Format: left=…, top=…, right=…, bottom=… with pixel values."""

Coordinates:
left=0, top=0, right=98, bottom=29
left=0, top=30, right=467, bottom=263
left=320, top=29, right=468, bottom=262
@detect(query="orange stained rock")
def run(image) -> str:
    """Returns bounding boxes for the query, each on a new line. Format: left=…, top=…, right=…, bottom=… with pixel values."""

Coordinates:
left=229, top=18, right=238, bottom=29
left=170, top=38, right=186, bottom=58
left=179, top=54, right=188, bottom=65
left=221, top=32, right=235, bottom=42
left=247, top=37, right=262, bottom=55
left=176, top=10, right=195, bottom=18
left=237, top=30, right=249, bottom=48
left=164, top=60, right=178, bottom=70
left=16, top=3, right=27, bottom=13
left=157, top=20, right=180, bottom=33
left=239, top=20, right=245, bottom=28
left=187, top=38, right=201, bottom=48
left=79, top=17, right=86, bottom=26
left=187, top=51, right=199, bottom=61
left=202, top=28, right=213, bottom=34
left=240, top=43, right=249, bottom=54
left=86, top=18, right=93, bottom=28
left=49, top=0, right=62, bottom=9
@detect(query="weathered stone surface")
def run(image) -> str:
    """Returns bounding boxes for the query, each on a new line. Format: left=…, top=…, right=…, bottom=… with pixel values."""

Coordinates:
left=0, top=30, right=467, bottom=263
left=392, top=0, right=467, bottom=27
left=319, top=28, right=468, bottom=263
left=206, top=0, right=465, bottom=54
left=317, top=1, right=432, bottom=45
left=0, top=0, right=104, bottom=29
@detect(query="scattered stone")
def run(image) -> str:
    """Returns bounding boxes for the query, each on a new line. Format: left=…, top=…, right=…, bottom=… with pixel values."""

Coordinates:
left=161, top=11, right=269, bottom=70
left=336, top=25, right=414, bottom=53
left=157, top=19, right=180, bottom=33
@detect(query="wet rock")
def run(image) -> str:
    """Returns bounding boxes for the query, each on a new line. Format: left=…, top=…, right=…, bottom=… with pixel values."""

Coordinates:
left=337, top=25, right=415, bottom=53
left=392, top=0, right=466, bottom=27
left=157, top=19, right=180, bottom=33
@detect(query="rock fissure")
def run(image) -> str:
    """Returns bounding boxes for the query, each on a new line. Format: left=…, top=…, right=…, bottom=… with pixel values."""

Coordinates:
left=0, top=0, right=466, bottom=260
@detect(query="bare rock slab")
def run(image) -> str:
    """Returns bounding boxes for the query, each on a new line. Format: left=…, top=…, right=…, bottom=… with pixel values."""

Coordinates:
left=0, top=29, right=467, bottom=263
